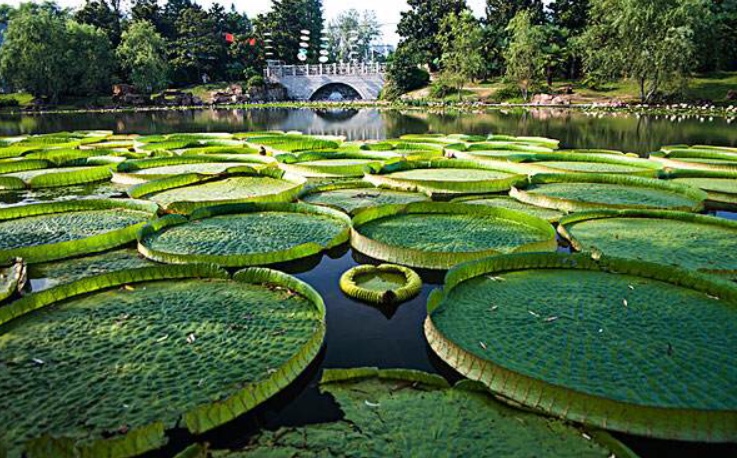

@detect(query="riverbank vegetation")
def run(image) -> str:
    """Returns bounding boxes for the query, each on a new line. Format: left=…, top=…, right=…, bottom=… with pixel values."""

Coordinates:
left=388, top=0, right=737, bottom=104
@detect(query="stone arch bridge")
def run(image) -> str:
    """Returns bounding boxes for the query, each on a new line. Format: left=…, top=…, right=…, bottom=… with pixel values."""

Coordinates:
left=265, top=63, right=386, bottom=101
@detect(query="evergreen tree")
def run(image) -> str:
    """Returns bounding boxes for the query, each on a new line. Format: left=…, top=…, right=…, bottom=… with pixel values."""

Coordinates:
left=74, top=0, right=122, bottom=46
left=130, top=0, right=164, bottom=34
left=256, top=0, right=323, bottom=64
left=549, top=0, right=590, bottom=78
left=504, top=9, right=546, bottom=100
left=396, top=0, right=468, bottom=70
left=483, top=0, right=546, bottom=76
left=169, top=4, right=221, bottom=84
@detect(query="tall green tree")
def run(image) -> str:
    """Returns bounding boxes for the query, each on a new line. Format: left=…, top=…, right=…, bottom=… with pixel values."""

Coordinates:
left=65, top=20, right=115, bottom=95
left=396, top=0, right=468, bottom=70
left=582, top=0, right=711, bottom=102
left=696, top=0, right=737, bottom=71
left=0, top=8, right=68, bottom=101
left=117, top=20, right=169, bottom=92
left=437, top=10, right=485, bottom=99
left=169, top=5, right=221, bottom=84
left=504, top=10, right=546, bottom=100
left=130, top=0, right=164, bottom=34
left=74, top=0, right=122, bottom=46
left=325, top=9, right=381, bottom=63
left=256, top=0, right=323, bottom=64
left=549, top=0, right=590, bottom=78
left=382, top=46, right=430, bottom=99
left=483, top=0, right=546, bottom=76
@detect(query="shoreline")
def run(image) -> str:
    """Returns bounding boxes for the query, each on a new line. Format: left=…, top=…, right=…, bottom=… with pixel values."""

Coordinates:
left=1, top=99, right=735, bottom=119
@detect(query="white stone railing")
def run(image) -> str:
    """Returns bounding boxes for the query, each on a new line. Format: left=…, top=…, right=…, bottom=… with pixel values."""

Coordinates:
left=265, top=63, right=387, bottom=78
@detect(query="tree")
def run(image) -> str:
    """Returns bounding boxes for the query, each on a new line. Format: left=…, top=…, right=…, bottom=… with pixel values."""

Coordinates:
left=397, top=0, right=468, bottom=70
left=256, top=0, right=323, bottom=64
left=169, top=5, right=221, bottom=84
left=117, top=20, right=169, bottom=92
left=437, top=10, right=485, bottom=99
left=695, top=0, right=737, bottom=71
left=582, top=0, right=711, bottom=102
left=382, top=46, right=430, bottom=99
left=0, top=9, right=68, bottom=101
left=130, top=0, right=164, bottom=34
left=504, top=10, right=546, bottom=100
left=74, top=0, right=122, bottom=46
left=549, top=0, right=590, bottom=78
left=482, top=0, right=546, bottom=77
left=65, top=20, right=115, bottom=96
left=325, top=9, right=381, bottom=63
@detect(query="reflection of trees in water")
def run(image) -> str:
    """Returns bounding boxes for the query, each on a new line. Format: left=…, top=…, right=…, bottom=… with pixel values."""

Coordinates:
left=0, top=108, right=736, bottom=153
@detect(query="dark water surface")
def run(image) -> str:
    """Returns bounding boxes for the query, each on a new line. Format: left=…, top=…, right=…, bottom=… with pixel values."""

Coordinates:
left=2, top=107, right=737, bottom=154
left=4, top=108, right=737, bottom=457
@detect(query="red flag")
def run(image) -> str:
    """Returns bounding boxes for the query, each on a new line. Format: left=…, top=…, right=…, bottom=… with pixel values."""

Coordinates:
left=248, top=38, right=257, bottom=46
left=224, top=33, right=235, bottom=44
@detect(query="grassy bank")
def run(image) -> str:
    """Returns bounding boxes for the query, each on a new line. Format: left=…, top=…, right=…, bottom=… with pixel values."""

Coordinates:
left=406, top=72, right=737, bottom=105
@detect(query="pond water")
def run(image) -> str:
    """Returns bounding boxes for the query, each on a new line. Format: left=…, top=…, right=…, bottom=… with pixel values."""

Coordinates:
left=3, top=108, right=737, bottom=457
left=1, top=107, right=736, bottom=154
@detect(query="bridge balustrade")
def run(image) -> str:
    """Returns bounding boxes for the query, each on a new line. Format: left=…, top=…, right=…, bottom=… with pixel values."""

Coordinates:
left=265, top=63, right=387, bottom=79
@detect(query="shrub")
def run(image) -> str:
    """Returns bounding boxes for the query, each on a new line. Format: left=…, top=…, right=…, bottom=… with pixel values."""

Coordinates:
left=247, top=75, right=266, bottom=89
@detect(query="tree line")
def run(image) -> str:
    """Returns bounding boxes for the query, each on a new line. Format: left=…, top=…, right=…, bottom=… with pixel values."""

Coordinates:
left=387, top=0, right=737, bottom=102
left=0, top=0, right=324, bottom=102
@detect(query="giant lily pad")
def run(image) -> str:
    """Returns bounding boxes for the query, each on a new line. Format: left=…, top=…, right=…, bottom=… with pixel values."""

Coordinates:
left=351, top=202, right=557, bottom=270
left=340, top=264, right=422, bottom=305
left=277, top=152, right=384, bottom=178
left=425, top=252, right=737, bottom=442
left=183, top=368, right=632, bottom=458
left=299, top=180, right=430, bottom=215
left=138, top=203, right=350, bottom=267
left=511, top=173, right=706, bottom=212
left=516, top=153, right=662, bottom=176
left=664, top=169, right=737, bottom=207
left=0, top=264, right=326, bottom=457
left=364, top=159, right=525, bottom=197
left=451, top=195, right=565, bottom=223
left=128, top=168, right=305, bottom=214
left=1, top=165, right=113, bottom=188
left=558, top=209, right=737, bottom=279
left=28, top=249, right=152, bottom=290
left=651, top=146, right=737, bottom=172
left=0, top=199, right=158, bottom=264
left=0, top=181, right=128, bottom=208
left=114, top=156, right=273, bottom=184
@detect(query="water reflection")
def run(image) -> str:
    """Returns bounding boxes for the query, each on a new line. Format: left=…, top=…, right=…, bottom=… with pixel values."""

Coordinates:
left=2, top=107, right=736, bottom=154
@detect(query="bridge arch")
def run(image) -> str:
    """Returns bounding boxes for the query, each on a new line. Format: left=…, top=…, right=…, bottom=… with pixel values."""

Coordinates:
left=309, top=82, right=366, bottom=101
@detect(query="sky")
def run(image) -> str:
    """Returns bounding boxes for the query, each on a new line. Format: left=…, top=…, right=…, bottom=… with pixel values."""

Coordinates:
left=3, top=0, right=487, bottom=45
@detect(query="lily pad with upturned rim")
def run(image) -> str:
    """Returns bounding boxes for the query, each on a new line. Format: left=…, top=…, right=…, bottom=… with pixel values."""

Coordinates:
left=128, top=168, right=306, bottom=214
left=299, top=180, right=430, bottom=215
left=510, top=173, right=706, bottom=212
left=364, top=159, right=526, bottom=197
left=451, top=195, right=566, bottom=223
left=340, top=264, right=422, bottom=305
left=137, top=202, right=351, bottom=267
left=351, top=202, right=557, bottom=270
left=0, top=199, right=158, bottom=264
left=425, top=252, right=737, bottom=442
left=0, top=264, right=326, bottom=458
left=558, top=209, right=737, bottom=279
left=180, top=367, right=633, bottom=458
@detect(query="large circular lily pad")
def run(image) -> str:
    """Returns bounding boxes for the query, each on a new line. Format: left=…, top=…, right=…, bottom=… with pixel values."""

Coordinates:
left=517, top=154, right=661, bottom=176
left=128, top=169, right=305, bottom=214
left=138, top=203, right=350, bottom=267
left=559, top=209, right=737, bottom=279
left=340, top=264, right=422, bottom=305
left=451, top=195, right=565, bottom=223
left=511, top=173, right=706, bottom=212
left=0, top=199, right=158, bottom=264
left=300, top=181, right=430, bottom=214
left=664, top=169, right=737, bottom=207
left=0, top=264, right=326, bottom=457
left=113, top=156, right=273, bottom=184
left=425, top=252, right=737, bottom=442
left=351, top=202, right=557, bottom=270
left=364, top=159, right=525, bottom=196
left=1, top=165, right=113, bottom=188
left=184, top=368, right=633, bottom=458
